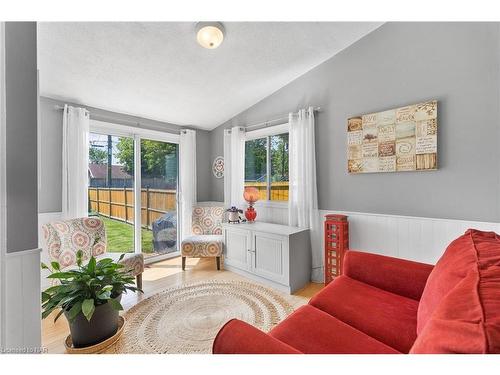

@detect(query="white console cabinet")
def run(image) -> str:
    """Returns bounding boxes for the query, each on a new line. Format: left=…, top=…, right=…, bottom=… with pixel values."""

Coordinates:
left=222, top=222, right=311, bottom=294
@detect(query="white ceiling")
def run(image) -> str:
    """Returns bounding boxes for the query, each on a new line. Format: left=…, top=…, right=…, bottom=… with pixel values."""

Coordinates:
left=37, top=22, right=382, bottom=130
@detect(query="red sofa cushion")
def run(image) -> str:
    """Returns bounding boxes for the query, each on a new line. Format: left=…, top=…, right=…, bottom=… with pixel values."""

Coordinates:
left=213, top=319, right=301, bottom=354
left=411, top=230, right=500, bottom=353
left=418, top=229, right=500, bottom=335
left=343, top=250, right=434, bottom=301
left=309, top=275, right=418, bottom=353
left=269, top=305, right=400, bottom=354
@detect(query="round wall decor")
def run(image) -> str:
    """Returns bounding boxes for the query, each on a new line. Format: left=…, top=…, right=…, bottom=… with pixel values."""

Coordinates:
left=212, top=156, right=224, bottom=178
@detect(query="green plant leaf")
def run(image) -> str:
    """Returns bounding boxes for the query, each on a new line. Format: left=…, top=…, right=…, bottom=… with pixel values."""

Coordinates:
left=82, top=299, right=95, bottom=322
left=47, top=272, right=75, bottom=279
left=97, top=258, right=113, bottom=266
left=53, top=309, right=65, bottom=323
left=42, top=285, right=60, bottom=294
left=50, top=261, right=60, bottom=271
left=42, top=300, right=57, bottom=310
left=76, top=250, right=83, bottom=267
left=97, top=290, right=111, bottom=300
left=67, top=301, right=82, bottom=322
left=41, top=262, right=49, bottom=270
left=42, top=308, right=55, bottom=319
left=88, top=257, right=96, bottom=273
left=118, top=253, right=125, bottom=262
left=108, top=298, right=123, bottom=311
left=41, top=292, right=51, bottom=303
left=101, top=285, right=113, bottom=292
left=58, top=294, right=80, bottom=308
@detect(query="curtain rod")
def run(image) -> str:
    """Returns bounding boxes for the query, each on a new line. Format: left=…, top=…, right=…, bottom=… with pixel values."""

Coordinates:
left=53, top=104, right=185, bottom=134
left=244, top=106, right=321, bottom=131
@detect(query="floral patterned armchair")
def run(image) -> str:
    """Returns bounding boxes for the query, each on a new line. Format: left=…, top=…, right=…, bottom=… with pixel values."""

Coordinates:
left=181, top=206, right=224, bottom=270
left=42, top=217, right=144, bottom=288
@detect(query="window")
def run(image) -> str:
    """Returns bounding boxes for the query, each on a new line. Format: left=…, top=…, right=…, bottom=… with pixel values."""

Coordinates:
left=270, top=133, right=289, bottom=200
left=245, top=132, right=289, bottom=202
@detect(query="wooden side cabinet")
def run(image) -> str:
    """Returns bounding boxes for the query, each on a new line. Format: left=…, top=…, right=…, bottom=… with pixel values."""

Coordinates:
left=222, top=222, right=311, bottom=294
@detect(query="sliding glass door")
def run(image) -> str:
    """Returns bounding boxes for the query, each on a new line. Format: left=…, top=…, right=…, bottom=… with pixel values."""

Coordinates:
left=88, top=123, right=180, bottom=260
left=140, top=138, right=179, bottom=259
left=88, top=133, right=136, bottom=253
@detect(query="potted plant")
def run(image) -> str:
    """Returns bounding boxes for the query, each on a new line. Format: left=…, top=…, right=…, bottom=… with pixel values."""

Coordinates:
left=41, top=250, right=141, bottom=348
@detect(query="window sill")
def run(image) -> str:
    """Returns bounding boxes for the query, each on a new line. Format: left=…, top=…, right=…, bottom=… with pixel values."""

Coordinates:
left=254, top=201, right=289, bottom=209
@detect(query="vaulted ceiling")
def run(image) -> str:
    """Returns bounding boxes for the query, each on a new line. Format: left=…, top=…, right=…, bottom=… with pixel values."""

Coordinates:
left=38, top=22, right=382, bottom=129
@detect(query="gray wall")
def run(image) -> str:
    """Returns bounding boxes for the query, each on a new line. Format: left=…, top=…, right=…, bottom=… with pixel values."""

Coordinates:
left=5, top=22, right=38, bottom=252
left=209, top=22, right=500, bottom=222
left=39, top=96, right=211, bottom=213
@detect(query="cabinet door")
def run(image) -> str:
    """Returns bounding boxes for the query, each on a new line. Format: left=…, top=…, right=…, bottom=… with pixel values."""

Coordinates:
left=224, top=227, right=251, bottom=270
left=251, top=232, right=288, bottom=284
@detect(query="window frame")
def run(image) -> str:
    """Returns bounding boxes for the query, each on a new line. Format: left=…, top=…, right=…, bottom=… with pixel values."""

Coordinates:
left=244, top=122, right=290, bottom=207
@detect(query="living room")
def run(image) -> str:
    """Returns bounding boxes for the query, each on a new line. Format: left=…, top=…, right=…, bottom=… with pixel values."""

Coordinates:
left=1, top=0, right=499, bottom=372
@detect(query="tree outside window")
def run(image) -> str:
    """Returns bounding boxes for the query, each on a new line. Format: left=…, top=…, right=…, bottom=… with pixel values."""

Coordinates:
left=244, top=133, right=289, bottom=201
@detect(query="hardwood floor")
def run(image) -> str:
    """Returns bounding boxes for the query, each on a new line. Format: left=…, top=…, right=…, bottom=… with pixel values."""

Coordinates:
left=42, top=256, right=324, bottom=353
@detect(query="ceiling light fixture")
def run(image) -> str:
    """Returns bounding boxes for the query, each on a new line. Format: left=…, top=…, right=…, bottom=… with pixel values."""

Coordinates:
left=196, top=22, right=225, bottom=49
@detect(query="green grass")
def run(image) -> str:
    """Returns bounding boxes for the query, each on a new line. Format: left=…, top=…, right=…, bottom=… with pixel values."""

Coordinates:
left=99, top=216, right=154, bottom=253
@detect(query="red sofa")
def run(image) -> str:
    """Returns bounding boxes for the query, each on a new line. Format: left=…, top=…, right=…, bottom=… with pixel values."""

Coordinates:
left=213, top=229, right=500, bottom=354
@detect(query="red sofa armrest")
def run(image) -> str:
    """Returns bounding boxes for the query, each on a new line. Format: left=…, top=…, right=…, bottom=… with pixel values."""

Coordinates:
left=212, top=319, right=301, bottom=354
left=343, top=250, right=434, bottom=301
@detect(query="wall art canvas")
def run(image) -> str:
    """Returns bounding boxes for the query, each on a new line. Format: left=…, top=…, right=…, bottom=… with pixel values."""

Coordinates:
left=347, top=100, right=437, bottom=173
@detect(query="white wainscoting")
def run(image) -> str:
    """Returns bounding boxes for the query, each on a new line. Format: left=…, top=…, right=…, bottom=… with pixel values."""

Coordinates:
left=39, top=210, right=500, bottom=283
left=254, top=203, right=289, bottom=225
left=322, top=210, right=499, bottom=265
left=255, top=206, right=499, bottom=282
left=5, top=248, right=41, bottom=350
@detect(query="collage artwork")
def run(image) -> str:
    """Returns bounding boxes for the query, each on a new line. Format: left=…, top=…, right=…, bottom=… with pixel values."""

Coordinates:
left=347, top=100, right=437, bottom=173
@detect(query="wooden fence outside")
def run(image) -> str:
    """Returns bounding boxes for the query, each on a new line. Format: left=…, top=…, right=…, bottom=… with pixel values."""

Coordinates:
left=88, top=187, right=177, bottom=228
left=244, top=181, right=289, bottom=201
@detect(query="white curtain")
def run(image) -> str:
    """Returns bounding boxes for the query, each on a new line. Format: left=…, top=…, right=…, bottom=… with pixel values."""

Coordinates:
left=288, top=107, right=321, bottom=282
left=223, top=127, right=245, bottom=209
left=179, top=129, right=197, bottom=240
left=62, top=105, right=90, bottom=220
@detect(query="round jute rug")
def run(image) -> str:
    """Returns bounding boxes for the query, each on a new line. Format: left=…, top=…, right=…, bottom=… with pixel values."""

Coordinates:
left=105, top=280, right=307, bottom=354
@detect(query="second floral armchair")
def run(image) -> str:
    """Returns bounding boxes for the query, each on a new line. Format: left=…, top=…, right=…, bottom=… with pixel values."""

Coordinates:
left=180, top=205, right=225, bottom=270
